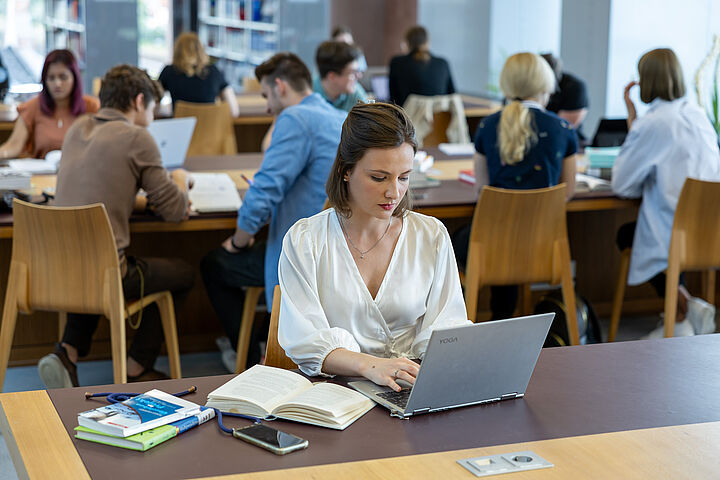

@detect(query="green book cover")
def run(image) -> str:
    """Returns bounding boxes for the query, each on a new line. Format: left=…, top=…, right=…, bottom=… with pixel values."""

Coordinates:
left=74, top=425, right=178, bottom=451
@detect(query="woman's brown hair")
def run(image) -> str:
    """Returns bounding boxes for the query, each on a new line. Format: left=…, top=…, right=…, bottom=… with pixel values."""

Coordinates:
left=327, top=102, right=417, bottom=218
left=405, top=26, right=430, bottom=62
left=638, top=48, right=685, bottom=103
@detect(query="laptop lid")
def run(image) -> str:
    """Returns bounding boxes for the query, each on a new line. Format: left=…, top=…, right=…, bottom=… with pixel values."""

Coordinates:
left=146, top=117, right=197, bottom=169
left=371, top=75, right=390, bottom=102
left=591, top=118, right=628, bottom=147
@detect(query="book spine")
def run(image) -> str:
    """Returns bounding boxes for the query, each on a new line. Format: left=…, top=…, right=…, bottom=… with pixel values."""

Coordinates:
left=172, top=407, right=215, bottom=434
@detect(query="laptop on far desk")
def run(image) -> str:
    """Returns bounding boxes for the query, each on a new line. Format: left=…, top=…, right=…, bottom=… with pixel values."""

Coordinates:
left=147, top=117, right=197, bottom=169
left=349, top=313, right=554, bottom=418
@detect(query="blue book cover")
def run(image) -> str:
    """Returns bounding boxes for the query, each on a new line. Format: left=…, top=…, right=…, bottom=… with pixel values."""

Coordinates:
left=78, top=389, right=202, bottom=437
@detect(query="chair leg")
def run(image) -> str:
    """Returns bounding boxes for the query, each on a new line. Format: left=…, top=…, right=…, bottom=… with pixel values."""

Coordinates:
left=0, top=263, right=23, bottom=391
left=609, top=249, right=631, bottom=342
left=156, top=292, right=181, bottom=379
left=520, top=284, right=532, bottom=316
left=107, top=310, right=127, bottom=384
left=235, top=287, right=264, bottom=373
left=664, top=262, right=681, bottom=338
left=704, top=269, right=716, bottom=306
left=557, top=241, right=579, bottom=346
left=464, top=269, right=481, bottom=323
left=58, top=312, right=67, bottom=342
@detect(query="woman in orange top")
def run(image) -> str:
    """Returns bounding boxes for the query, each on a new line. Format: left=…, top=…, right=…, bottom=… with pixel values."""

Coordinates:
left=0, top=49, right=99, bottom=159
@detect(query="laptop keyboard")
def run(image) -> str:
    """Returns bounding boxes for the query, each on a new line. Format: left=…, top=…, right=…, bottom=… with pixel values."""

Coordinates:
left=377, top=388, right=412, bottom=409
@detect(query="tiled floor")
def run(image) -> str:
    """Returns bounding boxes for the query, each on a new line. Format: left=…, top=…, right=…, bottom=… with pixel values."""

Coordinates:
left=0, top=313, right=710, bottom=478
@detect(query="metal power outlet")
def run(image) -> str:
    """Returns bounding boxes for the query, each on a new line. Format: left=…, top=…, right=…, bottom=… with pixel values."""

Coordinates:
left=457, top=450, right=553, bottom=477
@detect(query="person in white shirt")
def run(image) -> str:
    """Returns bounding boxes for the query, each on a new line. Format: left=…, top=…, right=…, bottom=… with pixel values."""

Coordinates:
left=612, top=48, right=720, bottom=339
left=278, top=102, right=470, bottom=392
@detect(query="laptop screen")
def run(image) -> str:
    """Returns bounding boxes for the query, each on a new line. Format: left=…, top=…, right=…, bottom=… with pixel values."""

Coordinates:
left=146, top=117, right=197, bottom=169
left=592, top=118, right=628, bottom=147
left=371, top=75, right=390, bottom=102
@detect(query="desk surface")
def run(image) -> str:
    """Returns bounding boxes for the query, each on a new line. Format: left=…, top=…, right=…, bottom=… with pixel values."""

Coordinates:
left=3, top=335, right=720, bottom=479
left=0, top=148, right=635, bottom=238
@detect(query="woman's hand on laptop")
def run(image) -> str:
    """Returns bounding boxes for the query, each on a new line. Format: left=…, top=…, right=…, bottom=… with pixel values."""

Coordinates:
left=362, top=357, right=420, bottom=392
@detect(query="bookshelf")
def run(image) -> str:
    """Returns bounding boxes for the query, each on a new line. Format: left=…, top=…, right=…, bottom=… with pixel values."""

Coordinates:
left=197, top=0, right=329, bottom=91
left=43, top=0, right=138, bottom=94
left=44, top=0, right=86, bottom=68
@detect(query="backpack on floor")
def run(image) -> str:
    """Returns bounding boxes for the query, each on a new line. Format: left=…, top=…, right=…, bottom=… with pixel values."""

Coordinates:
left=534, top=291, right=603, bottom=346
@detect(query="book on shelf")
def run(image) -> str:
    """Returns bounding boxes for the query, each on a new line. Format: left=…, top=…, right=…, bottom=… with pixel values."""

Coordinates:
left=575, top=173, right=611, bottom=193
left=205, top=365, right=375, bottom=430
left=74, top=407, right=215, bottom=451
left=458, top=169, right=475, bottom=185
left=77, top=389, right=203, bottom=437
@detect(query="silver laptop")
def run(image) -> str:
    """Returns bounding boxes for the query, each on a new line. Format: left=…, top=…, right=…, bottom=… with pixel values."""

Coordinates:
left=147, top=117, right=197, bottom=169
left=349, top=313, right=554, bottom=418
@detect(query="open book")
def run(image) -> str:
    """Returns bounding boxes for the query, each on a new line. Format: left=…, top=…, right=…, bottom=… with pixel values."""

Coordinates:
left=205, top=365, right=375, bottom=430
left=575, top=173, right=611, bottom=193
left=189, top=173, right=242, bottom=213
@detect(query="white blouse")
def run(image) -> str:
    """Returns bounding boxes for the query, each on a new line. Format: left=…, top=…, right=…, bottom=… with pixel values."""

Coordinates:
left=278, top=208, right=470, bottom=377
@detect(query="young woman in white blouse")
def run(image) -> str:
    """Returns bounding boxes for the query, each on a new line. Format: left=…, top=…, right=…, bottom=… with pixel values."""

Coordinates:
left=278, top=102, right=469, bottom=392
left=612, top=48, right=720, bottom=338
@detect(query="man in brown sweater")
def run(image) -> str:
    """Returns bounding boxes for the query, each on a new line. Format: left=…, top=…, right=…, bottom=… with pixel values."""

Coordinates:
left=38, top=65, right=194, bottom=388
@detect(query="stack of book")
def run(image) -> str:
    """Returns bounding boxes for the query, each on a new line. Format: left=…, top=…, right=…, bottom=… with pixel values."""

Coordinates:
left=74, top=389, right=214, bottom=451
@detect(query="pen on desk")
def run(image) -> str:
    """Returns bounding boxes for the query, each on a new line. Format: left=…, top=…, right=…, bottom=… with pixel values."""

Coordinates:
left=240, top=174, right=254, bottom=187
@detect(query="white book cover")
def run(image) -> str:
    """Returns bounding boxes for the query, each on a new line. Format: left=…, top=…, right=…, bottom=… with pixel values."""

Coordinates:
left=189, top=172, right=242, bottom=213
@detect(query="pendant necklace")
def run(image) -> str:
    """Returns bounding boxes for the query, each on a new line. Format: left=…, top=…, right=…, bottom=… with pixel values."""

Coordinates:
left=57, top=118, right=63, bottom=128
left=337, top=213, right=392, bottom=259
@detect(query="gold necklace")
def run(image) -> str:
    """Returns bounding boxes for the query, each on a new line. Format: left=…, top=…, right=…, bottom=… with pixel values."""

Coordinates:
left=337, top=213, right=392, bottom=260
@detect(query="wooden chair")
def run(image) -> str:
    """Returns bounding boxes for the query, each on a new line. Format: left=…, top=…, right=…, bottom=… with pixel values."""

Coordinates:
left=422, top=111, right=451, bottom=147
left=609, top=178, right=720, bottom=340
left=233, top=286, right=264, bottom=373
left=174, top=101, right=237, bottom=156
left=0, top=200, right=182, bottom=388
left=264, top=286, right=297, bottom=370
left=464, top=185, right=579, bottom=345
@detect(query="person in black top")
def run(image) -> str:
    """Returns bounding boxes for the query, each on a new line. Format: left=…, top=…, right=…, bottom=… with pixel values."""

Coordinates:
left=541, top=53, right=589, bottom=141
left=389, top=26, right=455, bottom=107
left=159, top=32, right=239, bottom=116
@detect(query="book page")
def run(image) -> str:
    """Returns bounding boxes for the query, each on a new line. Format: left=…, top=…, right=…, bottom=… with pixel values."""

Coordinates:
left=274, top=382, right=374, bottom=419
left=207, top=365, right=312, bottom=413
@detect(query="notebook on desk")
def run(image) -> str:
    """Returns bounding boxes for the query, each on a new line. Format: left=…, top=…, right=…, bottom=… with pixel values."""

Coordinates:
left=147, top=117, right=197, bottom=169
left=349, top=313, right=554, bottom=418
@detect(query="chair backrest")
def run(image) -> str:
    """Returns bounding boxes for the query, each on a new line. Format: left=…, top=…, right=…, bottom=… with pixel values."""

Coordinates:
left=670, top=178, right=720, bottom=270
left=423, top=111, right=451, bottom=147
left=264, top=285, right=298, bottom=370
left=174, top=101, right=237, bottom=156
left=10, top=200, right=122, bottom=316
left=242, top=76, right=261, bottom=93
left=467, top=184, right=569, bottom=285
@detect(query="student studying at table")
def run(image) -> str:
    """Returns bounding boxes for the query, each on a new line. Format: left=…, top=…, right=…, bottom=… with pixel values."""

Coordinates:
left=452, top=52, right=577, bottom=321
left=201, top=53, right=346, bottom=371
left=158, top=32, right=239, bottom=117
left=37, top=65, right=194, bottom=388
left=313, top=41, right=368, bottom=112
left=389, top=25, right=456, bottom=108
left=612, top=48, right=720, bottom=339
left=278, top=103, right=470, bottom=392
left=0, top=49, right=99, bottom=159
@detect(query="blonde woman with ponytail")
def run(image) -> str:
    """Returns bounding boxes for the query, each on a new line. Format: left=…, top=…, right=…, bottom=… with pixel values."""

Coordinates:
left=159, top=32, right=239, bottom=116
left=452, top=52, right=578, bottom=321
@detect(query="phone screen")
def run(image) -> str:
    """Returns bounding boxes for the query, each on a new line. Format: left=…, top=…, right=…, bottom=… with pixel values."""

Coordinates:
left=236, top=424, right=305, bottom=449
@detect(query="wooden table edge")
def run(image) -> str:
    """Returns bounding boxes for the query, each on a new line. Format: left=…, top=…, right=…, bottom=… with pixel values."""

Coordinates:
left=0, top=389, right=90, bottom=479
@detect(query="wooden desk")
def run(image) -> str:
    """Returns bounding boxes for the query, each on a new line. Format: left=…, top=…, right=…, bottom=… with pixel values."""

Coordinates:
left=3, top=335, right=720, bottom=479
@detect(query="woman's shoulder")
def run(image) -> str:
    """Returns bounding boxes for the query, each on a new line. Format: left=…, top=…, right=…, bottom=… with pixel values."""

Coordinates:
left=286, top=208, right=334, bottom=242
left=17, top=95, right=41, bottom=114
left=404, top=211, right=447, bottom=236
left=533, top=109, right=574, bottom=133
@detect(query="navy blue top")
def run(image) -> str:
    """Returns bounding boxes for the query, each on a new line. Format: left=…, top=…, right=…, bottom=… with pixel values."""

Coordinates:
left=159, top=64, right=229, bottom=107
left=474, top=106, right=578, bottom=189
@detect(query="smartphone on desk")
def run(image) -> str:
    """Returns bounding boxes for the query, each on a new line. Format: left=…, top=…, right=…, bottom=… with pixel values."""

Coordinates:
left=233, top=424, right=308, bottom=455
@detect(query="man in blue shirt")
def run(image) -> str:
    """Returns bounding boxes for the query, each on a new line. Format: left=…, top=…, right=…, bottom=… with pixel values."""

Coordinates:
left=313, top=41, right=368, bottom=112
left=201, top=53, right=346, bottom=370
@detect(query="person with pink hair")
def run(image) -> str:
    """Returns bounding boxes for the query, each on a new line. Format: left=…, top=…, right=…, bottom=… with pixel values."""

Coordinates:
left=0, top=49, right=99, bottom=159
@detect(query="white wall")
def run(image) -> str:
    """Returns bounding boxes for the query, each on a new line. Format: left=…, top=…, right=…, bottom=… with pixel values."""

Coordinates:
left=418, top=0, right=492, bottom=96
left=606, top=0, right=720, bottom=118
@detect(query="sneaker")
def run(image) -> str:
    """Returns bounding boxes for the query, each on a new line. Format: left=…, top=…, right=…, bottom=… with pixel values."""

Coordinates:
left=127, top=369, right=170, bottom=383
left=642, top=319, right=695, bottom=340
left=215, top=336, right=233, bottom=354
left=687, top=297, right=716, bottom=335
left=38, top=343, right=79, bottom=388
left=221, top=349, right=237, bottom=373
